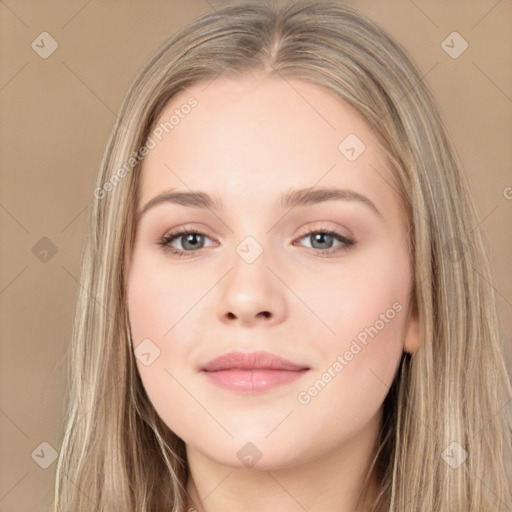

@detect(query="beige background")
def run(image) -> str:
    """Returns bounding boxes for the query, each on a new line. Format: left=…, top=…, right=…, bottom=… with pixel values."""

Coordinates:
left=0, top=1, right=511, bottom=510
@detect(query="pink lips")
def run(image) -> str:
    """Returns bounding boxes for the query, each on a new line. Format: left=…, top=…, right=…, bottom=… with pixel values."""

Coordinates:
left=200, top=350, right=310, bottom=393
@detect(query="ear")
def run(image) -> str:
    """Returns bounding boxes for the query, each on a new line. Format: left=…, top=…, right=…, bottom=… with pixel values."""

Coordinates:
left=403, top=300, right=421, bottom=354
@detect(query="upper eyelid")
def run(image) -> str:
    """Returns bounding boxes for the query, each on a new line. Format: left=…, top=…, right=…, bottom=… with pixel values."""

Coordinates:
left=164, top=224, right=349, bottom=237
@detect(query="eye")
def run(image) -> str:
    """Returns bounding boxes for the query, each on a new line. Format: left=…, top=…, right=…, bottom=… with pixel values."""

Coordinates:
left=158, top=228, right=215, bottom=257
left=294, top=227, right=355, bottom=255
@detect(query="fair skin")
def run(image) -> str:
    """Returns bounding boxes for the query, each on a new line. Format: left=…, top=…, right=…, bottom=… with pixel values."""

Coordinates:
left=127, top=74, right=420, bottom=512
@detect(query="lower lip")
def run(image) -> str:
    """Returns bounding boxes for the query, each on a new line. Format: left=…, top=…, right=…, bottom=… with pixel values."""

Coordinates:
left=202, top=369, right=309, bottom=392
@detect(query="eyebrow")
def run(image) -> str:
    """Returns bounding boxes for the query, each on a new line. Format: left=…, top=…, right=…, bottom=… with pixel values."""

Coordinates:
left=137, top=186, right=382, bottom=220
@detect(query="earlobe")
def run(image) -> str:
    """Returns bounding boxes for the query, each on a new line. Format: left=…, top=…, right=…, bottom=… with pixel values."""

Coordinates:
left=403, top=303, right=421, bottom=355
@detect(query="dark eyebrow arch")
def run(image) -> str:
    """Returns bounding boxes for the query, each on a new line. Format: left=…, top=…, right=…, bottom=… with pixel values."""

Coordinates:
left=137, top=187, right=382, bottom=220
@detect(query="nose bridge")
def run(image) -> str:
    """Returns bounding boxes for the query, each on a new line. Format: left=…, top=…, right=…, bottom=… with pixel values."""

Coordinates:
left=235, top=233, right=267, bottom=267
left=225, top=209, right=273, bottom=271
left=228, top=231, right=271, bottom=292
left=215, top=225, right=287, bottom=325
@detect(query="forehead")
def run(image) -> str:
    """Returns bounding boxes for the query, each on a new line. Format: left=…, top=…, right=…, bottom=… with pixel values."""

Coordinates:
left=139, top=75, right=400, bottom=217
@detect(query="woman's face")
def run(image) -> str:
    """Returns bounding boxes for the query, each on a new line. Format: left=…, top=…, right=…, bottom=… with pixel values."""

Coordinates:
left=127, top=75, right=419, bottom=470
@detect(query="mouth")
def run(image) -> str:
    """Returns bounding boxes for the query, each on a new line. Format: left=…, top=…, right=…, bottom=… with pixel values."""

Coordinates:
left=200, top=350, right=310, bottom=393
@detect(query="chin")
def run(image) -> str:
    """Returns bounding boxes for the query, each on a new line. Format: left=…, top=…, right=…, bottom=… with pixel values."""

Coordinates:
left=199, top=437, right=311, bottom=471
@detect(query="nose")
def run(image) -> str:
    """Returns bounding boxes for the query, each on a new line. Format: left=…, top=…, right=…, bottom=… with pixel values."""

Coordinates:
left=216, top=247, right=287, bottom=327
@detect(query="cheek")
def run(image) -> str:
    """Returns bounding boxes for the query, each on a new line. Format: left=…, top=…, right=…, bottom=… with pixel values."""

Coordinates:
left=292, top=243, right=411, bottom=353
left=291, top=243, right=411, bottom=408
left=292, top=265, right=408, bottom=446
left=126, top=247, right=196, bottom=375
left=127, top=247, right=202, bottom=343
left=127, top=251, right=208, bottom=434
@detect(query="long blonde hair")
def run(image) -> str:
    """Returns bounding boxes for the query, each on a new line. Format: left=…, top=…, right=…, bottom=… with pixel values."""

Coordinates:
left=51, top=1, right=512, bottom=510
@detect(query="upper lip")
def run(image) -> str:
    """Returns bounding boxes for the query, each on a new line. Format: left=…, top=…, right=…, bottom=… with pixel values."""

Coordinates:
left=201, top=350, right=310, bottom=372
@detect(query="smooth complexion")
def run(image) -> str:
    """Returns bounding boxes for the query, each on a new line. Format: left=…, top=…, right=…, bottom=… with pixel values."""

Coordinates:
left=127, top=74, right=420, bottom=512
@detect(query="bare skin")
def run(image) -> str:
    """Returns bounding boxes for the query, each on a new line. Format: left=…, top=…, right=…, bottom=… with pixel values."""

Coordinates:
left=127, top=74, right=420, bottom=512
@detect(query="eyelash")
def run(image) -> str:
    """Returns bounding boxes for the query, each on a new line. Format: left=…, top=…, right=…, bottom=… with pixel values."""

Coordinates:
left=158, top=227, right=355, bottom=258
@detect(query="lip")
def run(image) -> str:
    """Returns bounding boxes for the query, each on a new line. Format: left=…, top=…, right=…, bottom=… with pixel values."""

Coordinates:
left=201, top=350, right=309, bottom=372
left=200, top=350, right=310, bottom=393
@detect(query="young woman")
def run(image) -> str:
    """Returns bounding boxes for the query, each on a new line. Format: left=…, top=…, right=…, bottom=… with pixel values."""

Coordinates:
left=52, top=1, right=512, bottom=511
